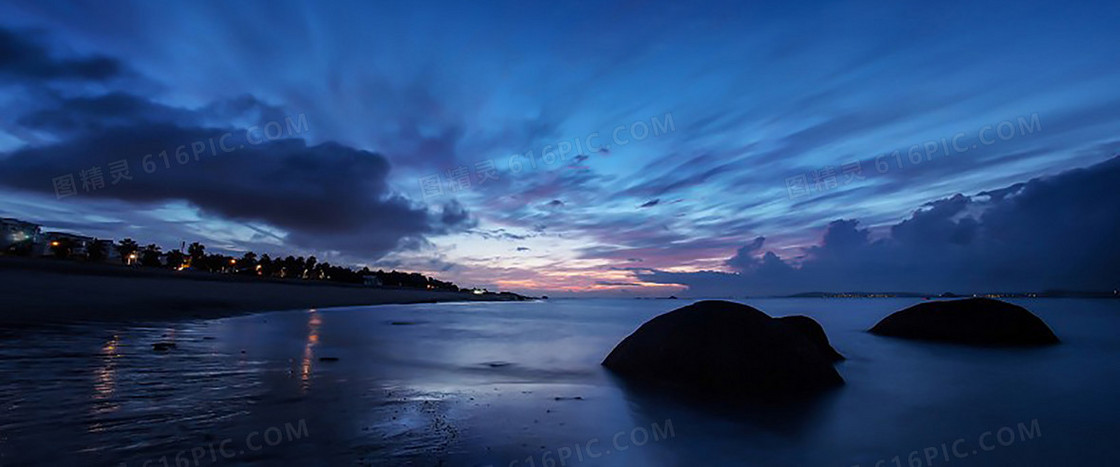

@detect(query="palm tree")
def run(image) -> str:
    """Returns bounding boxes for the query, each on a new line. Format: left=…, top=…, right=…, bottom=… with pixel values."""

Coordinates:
left=87, top=240, right=108, bottom=262
left=258, top=254, right=273, bottom=276
left=140, top=244, right=162, bottom=267
left=238, top=252, right=258, bottom=274
left=187, top=242, right=206, bottom=269
left=116, top=238, right=139, bottom=264
left=166, top=249, right=186, bottom=269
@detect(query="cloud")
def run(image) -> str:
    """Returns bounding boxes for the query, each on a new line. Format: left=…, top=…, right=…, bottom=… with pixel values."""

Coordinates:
left=637, top=156, right=1120, bottom=295
left=726, top=236, right=767, bottom=271
left=17, top=92, right=194, bottom=135
left=0, top=94, right=471, bottom=260
left=439, top=199, right=474, bottom=228
left=595, top=281, right=642, bottom=287
left=639, top=198, right=660, bottom=208
left=0, top=28, right=122, bottom=82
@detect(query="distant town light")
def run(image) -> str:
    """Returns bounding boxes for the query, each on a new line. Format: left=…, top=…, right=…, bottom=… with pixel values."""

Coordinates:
left=50, top=241, right=60, bottom=246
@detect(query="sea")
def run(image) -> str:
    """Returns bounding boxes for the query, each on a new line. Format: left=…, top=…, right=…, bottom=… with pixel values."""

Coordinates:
left=1, top=298, right=1118, bottom=466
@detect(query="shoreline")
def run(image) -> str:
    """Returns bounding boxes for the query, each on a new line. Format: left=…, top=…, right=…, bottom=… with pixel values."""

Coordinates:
left=0, top=257, right=527, bottom=326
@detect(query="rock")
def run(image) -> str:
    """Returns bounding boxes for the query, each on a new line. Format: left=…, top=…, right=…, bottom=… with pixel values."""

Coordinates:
left=152, top=342, right=176, bottom=351
left=319, top=357, right=340, bottom=362
left=777, top=315, right=845, bottom=361
left=869, top=298, right=1059, bottom=346
left=602, top=300, right=844, bottom=397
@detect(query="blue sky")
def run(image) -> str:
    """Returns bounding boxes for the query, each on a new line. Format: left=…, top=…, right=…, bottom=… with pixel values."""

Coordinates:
left=1, top=0, right=1118, bottom=295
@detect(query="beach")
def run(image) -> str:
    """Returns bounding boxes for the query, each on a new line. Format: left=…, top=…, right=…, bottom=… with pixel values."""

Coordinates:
left=2, top=298, right=1119, bottom=465
left=0, top=257, right=525, bottom=325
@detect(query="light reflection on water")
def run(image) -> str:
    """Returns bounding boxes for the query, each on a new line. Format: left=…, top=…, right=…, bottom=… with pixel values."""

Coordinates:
left=89, top=334, right=121, bottom=431
left=0, top=298, right=1118, bottom=466
left=299, top=310, right=321, bottom=394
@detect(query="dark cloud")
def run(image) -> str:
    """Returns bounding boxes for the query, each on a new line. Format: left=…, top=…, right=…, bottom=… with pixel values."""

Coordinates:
left=439, top=200, right=474, bottom=228
left=0, top=106, right=468, bottom=260
left=17, top=92, right=193, bottom=134
left=0, top=28, right=122, bottom=82
left=639, top=198, right=660, bottom=208
left=470, top=228, right=529, bottom=241
left=726, top=236, right=766, bottom=271
left=638, top=156, right=1120, bottom=295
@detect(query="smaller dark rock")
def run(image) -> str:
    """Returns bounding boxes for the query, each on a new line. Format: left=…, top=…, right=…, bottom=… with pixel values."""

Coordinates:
left=319, top=357, right=340, bottom=362
left=152, top=342, right=176, bottom=351
left=869, top=298, right=1059, bottom=346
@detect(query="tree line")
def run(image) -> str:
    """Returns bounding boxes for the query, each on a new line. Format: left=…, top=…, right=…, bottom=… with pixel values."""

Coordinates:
left=46, top=237, right=462, bottom=291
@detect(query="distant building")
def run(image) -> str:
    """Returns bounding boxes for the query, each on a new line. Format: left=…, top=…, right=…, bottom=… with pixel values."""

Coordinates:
left=93, top=239, right=120, bottom=262
left=40, top=231, right=97, bottom=257
left=0, top=218, right=41, bottom=253
left=362, top=275, right=382, bottom=287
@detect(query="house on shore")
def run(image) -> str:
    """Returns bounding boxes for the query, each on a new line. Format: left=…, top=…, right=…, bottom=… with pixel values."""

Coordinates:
left=40, top=231, right=97, bottom=258
left=1, top=218, right=41, bottom=253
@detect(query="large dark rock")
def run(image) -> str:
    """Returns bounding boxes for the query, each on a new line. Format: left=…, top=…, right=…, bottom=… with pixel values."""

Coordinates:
left=777, top=315, right=845, bottom=361
left=869, top=298, right=1060, bottom=346
left=602, top=300, right=844, bottom=397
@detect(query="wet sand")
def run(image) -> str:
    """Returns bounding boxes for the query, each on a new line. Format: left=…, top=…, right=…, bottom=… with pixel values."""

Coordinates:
left=0, top=257, right=522, bottom=325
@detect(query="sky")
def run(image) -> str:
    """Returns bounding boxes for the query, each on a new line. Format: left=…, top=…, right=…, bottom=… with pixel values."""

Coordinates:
left=1, top=0, right=1118, bottom=296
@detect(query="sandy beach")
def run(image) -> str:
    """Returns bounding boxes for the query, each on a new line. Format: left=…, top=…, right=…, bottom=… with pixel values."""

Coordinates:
left=0, top=257, right=525, bottom=325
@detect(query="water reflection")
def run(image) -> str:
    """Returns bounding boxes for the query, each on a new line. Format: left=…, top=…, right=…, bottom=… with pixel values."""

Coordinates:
left=299, top=310, right=321, bottom=394
left=89, top=333, right=121, bottom=431
left=2, top=299, right=1118, bottom=465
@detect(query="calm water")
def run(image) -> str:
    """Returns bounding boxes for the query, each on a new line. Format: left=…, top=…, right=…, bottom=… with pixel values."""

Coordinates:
left=2, top=298, right=1119, bottom=466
